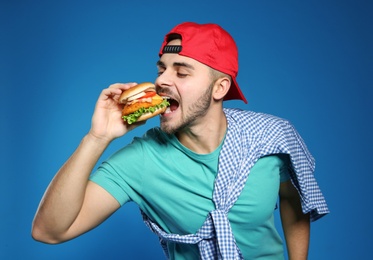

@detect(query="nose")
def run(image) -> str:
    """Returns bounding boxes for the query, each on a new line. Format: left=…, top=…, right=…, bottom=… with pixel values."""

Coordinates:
left=155, top=69, right=172, bottom=91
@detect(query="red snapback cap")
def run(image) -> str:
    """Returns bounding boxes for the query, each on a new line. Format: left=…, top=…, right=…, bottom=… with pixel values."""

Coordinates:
left=159, top=22, right=247, bottom=103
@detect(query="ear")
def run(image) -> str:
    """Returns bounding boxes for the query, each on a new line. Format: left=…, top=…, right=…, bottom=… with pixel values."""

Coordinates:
left=212, top=77, right=231, bottom=101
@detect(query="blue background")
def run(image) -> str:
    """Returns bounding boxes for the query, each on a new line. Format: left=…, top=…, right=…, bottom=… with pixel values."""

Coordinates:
left=1, top=0, right=372, bottom=259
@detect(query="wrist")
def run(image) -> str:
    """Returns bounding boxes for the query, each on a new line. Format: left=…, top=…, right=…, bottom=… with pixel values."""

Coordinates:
left=85, top=131, right=112, bottom=148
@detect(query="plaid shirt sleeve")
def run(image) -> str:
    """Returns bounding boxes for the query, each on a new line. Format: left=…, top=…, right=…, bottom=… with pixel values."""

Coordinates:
left=141, top=108, right=329, bottom=259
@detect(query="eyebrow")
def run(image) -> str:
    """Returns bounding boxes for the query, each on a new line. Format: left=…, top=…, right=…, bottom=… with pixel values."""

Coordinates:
left=156, top=60, right=195, bottom=70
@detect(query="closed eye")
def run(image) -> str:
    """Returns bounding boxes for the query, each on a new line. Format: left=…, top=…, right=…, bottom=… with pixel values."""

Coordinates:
left=177, top=72, right=188, bottom=78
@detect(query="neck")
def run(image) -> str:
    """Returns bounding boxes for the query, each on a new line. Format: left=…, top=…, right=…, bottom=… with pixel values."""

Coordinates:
left=176, top=108, right=227, bottom=154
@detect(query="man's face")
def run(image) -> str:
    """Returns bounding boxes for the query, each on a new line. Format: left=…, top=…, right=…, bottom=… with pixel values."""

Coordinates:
left=156, top=39, right=214, bottom=135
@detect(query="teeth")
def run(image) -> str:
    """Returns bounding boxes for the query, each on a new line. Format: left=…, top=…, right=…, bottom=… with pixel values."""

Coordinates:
left=164, top=107, right=172, bottom=114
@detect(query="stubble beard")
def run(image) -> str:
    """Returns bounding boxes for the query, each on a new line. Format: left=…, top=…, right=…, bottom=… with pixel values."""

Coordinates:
left=160, top=83, right=213, bottom=135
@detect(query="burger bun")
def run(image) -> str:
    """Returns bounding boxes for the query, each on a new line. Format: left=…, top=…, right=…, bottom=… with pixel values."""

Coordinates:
left=119, top=82, right=155, bottom=104
left=136, top=105, right=167, bottom=122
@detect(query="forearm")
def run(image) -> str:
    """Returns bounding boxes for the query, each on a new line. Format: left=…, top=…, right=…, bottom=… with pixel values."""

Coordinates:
left=280, top=199, right=310, bottom=260
left=32, top=133, right=110, bottom=242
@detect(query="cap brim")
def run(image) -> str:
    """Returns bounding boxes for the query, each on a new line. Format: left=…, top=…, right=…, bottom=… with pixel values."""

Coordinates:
left=224, top=77, right=248, bottom=104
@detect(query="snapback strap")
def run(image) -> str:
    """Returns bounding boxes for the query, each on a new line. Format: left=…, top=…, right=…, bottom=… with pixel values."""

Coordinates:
left=162, top=45, right=182, bottom=53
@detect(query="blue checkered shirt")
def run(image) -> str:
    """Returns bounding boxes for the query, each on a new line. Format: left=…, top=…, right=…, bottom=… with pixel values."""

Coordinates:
left=141, top=108, right=329, bottom=259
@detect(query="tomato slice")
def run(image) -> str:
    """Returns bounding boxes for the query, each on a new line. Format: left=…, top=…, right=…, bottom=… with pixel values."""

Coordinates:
left=141, top=91, right=157, bottom=99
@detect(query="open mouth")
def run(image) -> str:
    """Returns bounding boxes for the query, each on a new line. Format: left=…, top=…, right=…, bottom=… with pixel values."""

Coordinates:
left=163, top=97, right=179, bottom=115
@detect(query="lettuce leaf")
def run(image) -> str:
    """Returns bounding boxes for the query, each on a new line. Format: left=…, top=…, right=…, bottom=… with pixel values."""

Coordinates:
left=122, top=99, right=170, bottom=124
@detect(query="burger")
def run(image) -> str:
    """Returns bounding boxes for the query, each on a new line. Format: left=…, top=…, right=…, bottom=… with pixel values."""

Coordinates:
left=119, top=82, right=169, bottom=124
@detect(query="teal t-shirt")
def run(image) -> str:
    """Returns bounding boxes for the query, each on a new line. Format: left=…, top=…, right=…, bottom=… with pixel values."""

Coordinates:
left=90, top=127, right=290, bottom=259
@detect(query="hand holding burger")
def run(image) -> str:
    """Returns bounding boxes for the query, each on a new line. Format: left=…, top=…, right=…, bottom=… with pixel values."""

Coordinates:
left=119, top=82, right=169, bottom=124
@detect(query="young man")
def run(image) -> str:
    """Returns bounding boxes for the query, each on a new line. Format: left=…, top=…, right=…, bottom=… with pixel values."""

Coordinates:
left=32, top=22, right=329, bottom=259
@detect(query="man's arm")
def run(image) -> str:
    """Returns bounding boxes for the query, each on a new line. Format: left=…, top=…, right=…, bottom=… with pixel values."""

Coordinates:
left=279, top=180, right=310, bottom=260
left=32, top=134, right=119, bottom=243
left=32, top=83, right=139, bottom=244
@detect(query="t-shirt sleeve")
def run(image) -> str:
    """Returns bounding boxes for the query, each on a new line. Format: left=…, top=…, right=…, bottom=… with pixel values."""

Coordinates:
left=89, top=137, right=146, bottom=206
left=90, top=162, right=132, bottom=206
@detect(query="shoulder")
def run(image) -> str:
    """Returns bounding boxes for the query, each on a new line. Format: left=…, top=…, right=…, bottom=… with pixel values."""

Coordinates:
left=142, top=127, right=167, bottom=142
left=106, top=128, right=175, bottom=168
left=127, top=127, right=172, bottom=151
left=108, top=128, right=167, bottom=158
left=123, top=127, right=168, bottom=144
left=223, top=108, right=292, bottom=132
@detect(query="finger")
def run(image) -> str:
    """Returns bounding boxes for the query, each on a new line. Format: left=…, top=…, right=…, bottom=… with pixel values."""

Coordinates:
left=105, top=82, right=139, bottom=103
left=108, top=82, right=138, bottom=91
left=99, top=87, right=122, bottom=101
